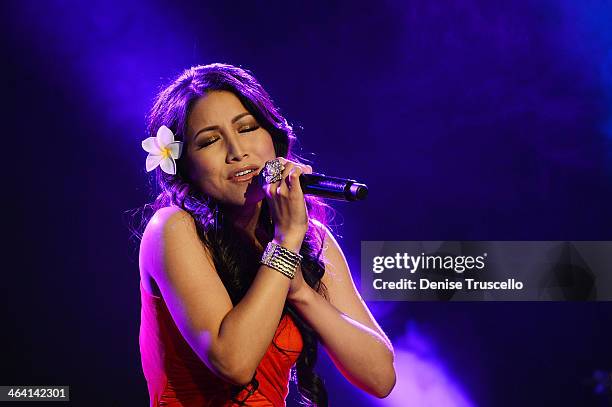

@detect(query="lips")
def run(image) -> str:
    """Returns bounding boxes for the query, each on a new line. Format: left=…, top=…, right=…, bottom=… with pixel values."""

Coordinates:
left=229, top=165, right=261, bottom=182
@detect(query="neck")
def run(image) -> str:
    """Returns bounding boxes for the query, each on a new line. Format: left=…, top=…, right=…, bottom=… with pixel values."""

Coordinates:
left=224, top=200, right=269, bottom=250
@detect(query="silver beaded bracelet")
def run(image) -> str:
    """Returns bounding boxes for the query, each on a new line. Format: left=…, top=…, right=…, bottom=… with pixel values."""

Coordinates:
left=260, top=241, right=303, bottom=279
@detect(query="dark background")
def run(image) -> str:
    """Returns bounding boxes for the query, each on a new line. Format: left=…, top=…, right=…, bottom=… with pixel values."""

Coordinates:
left=2, top=0, right=612, bottom=405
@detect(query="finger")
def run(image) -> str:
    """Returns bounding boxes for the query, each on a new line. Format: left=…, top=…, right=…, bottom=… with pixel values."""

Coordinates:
left=262, top=159, right=290, bottom=196
left=263, top=171, right=282, bottom=198
left=277, top=165, right=292, bottom=197
left=286, top=165, right=303, bottom=190
left=281, top=159, right=312, bottom=175
left=275, top=157, right=287, bottom=175
left=280, top=162, right=295, bottom=182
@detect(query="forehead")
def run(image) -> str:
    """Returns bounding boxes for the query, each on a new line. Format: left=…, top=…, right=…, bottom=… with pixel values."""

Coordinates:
left=188, top=91, right=248, bottom=128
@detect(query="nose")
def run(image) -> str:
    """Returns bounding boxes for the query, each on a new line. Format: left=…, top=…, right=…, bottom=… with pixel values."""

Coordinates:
left=225, top=132, right=248, bottom=163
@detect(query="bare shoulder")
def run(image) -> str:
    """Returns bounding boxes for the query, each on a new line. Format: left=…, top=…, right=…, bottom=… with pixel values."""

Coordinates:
left=144, top=206, right=196, bottom=238
left=139, top=205, right=232, bottom=328
left=139, top=206, right=210, bottom=282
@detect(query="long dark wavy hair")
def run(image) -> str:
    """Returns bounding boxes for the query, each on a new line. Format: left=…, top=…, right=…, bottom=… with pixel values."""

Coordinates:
left=139, top=63, right=331, bottom=406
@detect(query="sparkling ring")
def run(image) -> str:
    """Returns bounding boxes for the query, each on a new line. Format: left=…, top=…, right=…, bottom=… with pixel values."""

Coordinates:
left=261, top=159, right=285, bottom=184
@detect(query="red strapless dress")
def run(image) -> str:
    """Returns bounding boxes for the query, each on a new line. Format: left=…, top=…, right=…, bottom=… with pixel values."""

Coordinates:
left=139, top=281, right=303, bottom=406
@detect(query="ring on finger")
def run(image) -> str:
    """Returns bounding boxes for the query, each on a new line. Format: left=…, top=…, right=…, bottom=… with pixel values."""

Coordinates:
left=261, top=158, right=285, bottom=184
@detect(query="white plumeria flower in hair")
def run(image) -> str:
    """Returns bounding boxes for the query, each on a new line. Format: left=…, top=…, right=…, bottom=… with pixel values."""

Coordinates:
left=141, top=125, right=184, bottom=175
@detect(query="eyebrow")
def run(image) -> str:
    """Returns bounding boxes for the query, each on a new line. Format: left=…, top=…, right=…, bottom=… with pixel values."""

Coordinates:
left=193, top=112, right=253, bottom=141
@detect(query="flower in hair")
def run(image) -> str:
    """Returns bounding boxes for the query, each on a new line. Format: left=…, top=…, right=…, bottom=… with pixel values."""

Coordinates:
left=141, top=125, right=183, bottom=175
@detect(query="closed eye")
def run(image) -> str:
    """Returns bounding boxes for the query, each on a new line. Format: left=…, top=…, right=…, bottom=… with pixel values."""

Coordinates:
left=239, top=125, right=260, bottom=133
left=196, top=125, right=259, bottom=149
left=197, top=136, right=219, bottom=149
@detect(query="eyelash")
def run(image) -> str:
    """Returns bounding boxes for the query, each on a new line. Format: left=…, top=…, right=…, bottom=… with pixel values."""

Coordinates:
left=197, top=125, right=260, bottom=149
left=239, top=125, right=259, bottom=133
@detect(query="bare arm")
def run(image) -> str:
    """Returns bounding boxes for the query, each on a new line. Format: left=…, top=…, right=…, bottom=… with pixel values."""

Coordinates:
left=287, top=223, right=396, bottom=398
left=140, top=206, right=298, bottom=386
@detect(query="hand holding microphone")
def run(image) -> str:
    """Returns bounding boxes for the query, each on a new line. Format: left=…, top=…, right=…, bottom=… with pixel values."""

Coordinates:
left=258, top=158, right=368, bottom=302
left=259, top=159, right=368, bottom=202
left=259, top=158, right=311, bottom=252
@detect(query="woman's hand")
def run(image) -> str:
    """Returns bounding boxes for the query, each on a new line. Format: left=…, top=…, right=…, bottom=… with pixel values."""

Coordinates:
left=261, top=158, right=313, bottom=253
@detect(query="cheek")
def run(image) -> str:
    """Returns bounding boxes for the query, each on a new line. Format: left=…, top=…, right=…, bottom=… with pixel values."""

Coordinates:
left=194, top=163, right=220, bottom=185
left=255, top=133, right=277, bottom=158
left=195, top=167, right=225, bottom=199
left=185, top=156, right=220, bottom=188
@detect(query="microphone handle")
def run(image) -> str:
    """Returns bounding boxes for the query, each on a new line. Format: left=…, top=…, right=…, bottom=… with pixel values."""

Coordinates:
left=299, top=173, right=368, bottom=201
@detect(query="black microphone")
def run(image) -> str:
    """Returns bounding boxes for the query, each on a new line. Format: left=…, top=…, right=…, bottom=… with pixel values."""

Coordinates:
left=299, top=173, right=368, bottom=201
